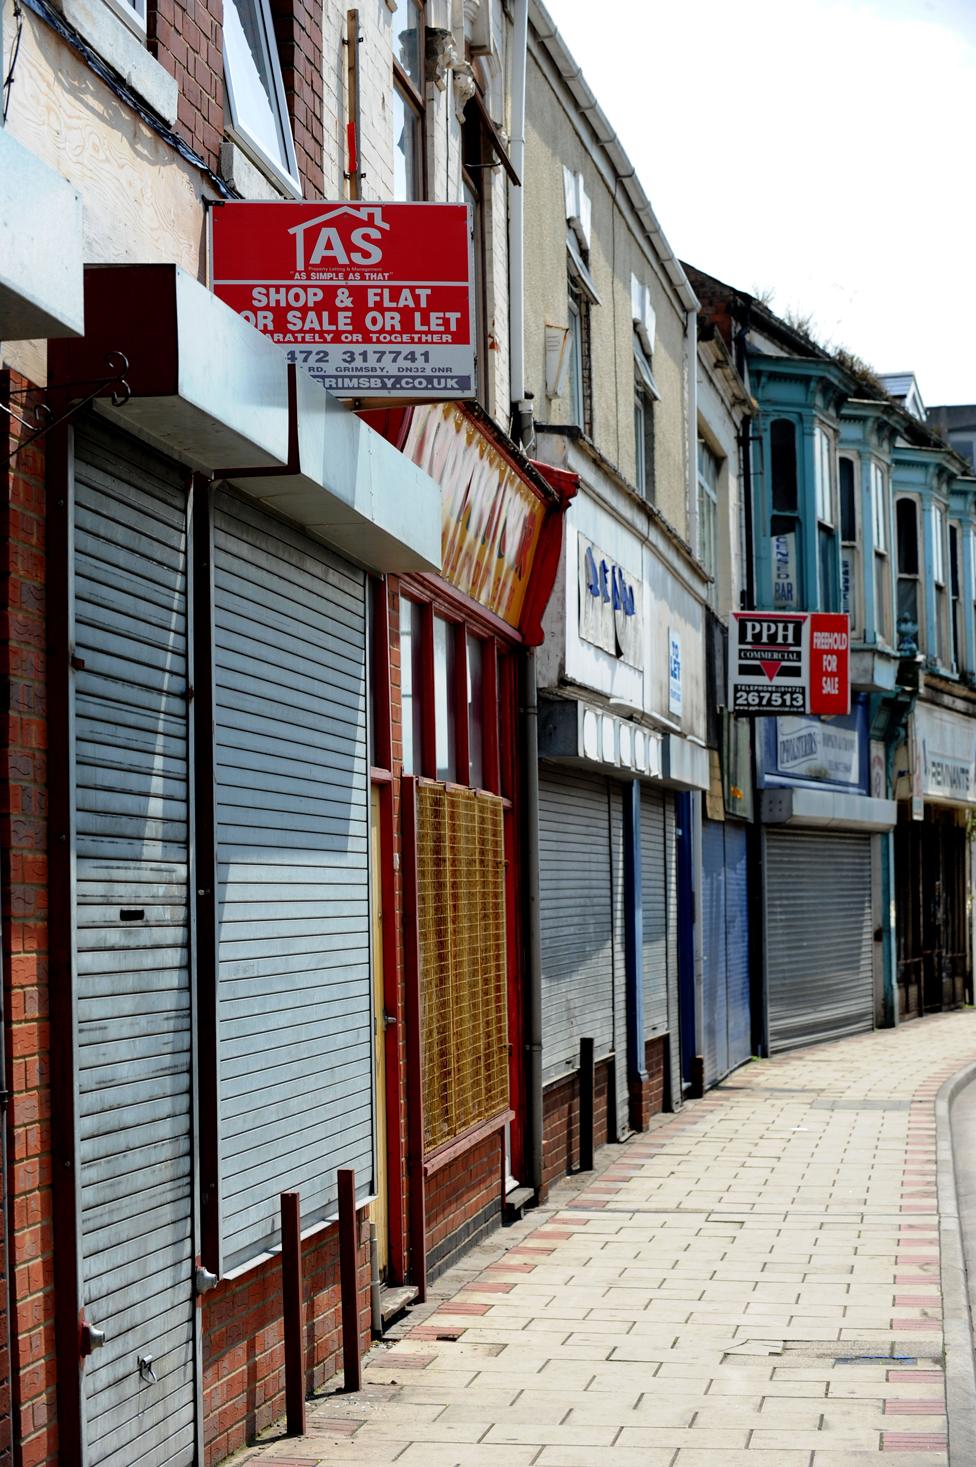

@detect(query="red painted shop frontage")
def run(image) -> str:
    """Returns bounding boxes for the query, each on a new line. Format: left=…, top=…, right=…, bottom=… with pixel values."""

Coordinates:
left=364, top=401, right=575, bottom=1295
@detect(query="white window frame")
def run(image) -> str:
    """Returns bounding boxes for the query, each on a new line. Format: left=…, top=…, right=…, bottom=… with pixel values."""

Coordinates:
left=223, top=0, right=302, bottom=197
left=814, top=424, right=834, bottom=526
left=932, top=503, right=946, bottom=587
left=103, top=0, right=147, bottom=36
left=838, top=455, right=859, bottom=634
left=697, top=438, right=720, bottom=584
left=869, top=462, right=890, bottom=644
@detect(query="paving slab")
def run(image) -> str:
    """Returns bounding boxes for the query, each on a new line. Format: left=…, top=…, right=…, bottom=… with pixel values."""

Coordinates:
left=229, top=1011, right=976, bottom=1467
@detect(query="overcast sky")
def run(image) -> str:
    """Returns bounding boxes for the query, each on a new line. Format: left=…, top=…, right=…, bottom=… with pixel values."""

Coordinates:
left=546, top=0, right=974, bottom=407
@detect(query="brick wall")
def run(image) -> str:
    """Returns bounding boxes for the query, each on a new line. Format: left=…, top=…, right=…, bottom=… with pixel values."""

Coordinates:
left=201, top=1221, right=372, bottom=1465
left=629, top=1036, right=667, bottom=1133
left=148, top=0, right=224, bottom=172
left=540, top=1060, right=611, bottom=1193
left=1, top=377, right=55, bottom=1467
left=425, top=1133, right=503, bottom=1282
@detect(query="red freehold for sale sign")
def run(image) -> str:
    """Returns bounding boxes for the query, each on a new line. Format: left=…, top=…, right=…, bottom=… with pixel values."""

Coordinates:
left=210, top=200, right=476, bottom=401
left=808, top=612, right=850, bottom=715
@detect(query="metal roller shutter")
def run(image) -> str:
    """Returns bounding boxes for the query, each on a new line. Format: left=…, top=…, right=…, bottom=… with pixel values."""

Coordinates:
left=639, top=789, right=668, bottom=1041
left=664, top=796, right=681, bottom=1105
left=701, top=820, right=728, bottom=1086
left=701, top=819, right=751, bottom=1089
left=212, top=489, right=372, bottom=1270
left=725, top=822, right=752, bottom=1072
left=608, top=782, right=629, bottom=1140
left=765, top=828, right=873, bottom=1053
left=73, top=424, right=196, bottom=1465
left=539, top=769, right=614, bottom=1084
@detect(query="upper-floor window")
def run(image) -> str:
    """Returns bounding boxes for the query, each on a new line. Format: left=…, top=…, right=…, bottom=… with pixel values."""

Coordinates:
left=814, top=425, right=838, bottom=611
left=224, top=0, right=301, bottom=192
left=870, top=461, right=891, bottom=644
left=949, top=523, right=962, bottom=672
left=391, top=0, right=425, bottom=199
left=770, top=418, right=799, bottom=609
left=896, top=496, right=920, bottom=651
left=698, top=438, right=720, bottom=583
left=932, top=503, right=948, bottom=665
left=839, top=457, right=858, bottom=633
left=106, top=0, right=146, bottom=33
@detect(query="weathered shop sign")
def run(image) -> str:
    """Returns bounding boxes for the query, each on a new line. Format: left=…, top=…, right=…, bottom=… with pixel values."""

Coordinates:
left=211, top=201, right=475, bottom=400
left=577, top=536, right=642, bottom=665
left=776, top=715, right=860, bottom=786
left=913, top=703, right=976, bottom=806
left=402, top=404, right=547, bottom=629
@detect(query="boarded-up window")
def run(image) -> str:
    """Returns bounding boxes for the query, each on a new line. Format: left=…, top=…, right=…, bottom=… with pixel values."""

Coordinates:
left=416, top=784, right=508, bottom=1153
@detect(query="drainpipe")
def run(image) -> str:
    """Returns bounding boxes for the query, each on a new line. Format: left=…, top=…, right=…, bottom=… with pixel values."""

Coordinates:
left=735, top=311, right=768, bottom=1056
left=524, top=648, right=543, bottom=1196
left=686, top=308, right=699, bottom=556
left=508, top=0, right=533, bottom=450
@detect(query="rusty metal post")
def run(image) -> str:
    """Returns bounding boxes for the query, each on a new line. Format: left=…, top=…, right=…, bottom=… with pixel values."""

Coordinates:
left=338, top=1168, right=362, bottom=1390
left=281, top=1191, right=306, bottom=1435
left=579, top=1037, right=595, bottom=1172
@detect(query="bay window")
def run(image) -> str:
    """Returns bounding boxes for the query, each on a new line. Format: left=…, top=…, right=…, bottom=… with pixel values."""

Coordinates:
left=815, top=424, right=838, bottom=611
left=839, top=457, right=858, bottom=632
left=870, top=462, right=891, bottom=644
left=896, top=497, right=920, bottom=652
left=770, top=418, right=800, bottom=609
left=932, top=504, right=948, bottom=665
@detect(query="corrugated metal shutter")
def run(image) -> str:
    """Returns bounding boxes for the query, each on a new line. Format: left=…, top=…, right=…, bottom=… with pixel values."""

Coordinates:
left=639, top=789, right=668, bottom=1040
left=701, top=820, right=728, bottom=1087
left=608, top=782, right=629, bottom=1140
left=539, top=769, right=613, bottom=1084
left=664, top=796, right=681, bottom=1106
left=212, top=489, right=372, bottom=1271
left=700, top=818, right=751, bottom=1089
left=73, top=425, right=196, bottom=1465
left=725, top=822, right=751, bottom=1072
left=765, top=828, right=873, bottom=1053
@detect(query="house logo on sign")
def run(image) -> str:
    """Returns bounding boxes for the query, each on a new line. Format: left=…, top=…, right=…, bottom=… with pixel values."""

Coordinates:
left=288, top=204, right=390, bottom=272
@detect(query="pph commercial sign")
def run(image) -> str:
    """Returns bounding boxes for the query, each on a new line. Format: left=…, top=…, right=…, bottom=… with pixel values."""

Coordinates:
left=729, top=612, right=850, bottom=715
left=211, top=201, right=475, bottom=400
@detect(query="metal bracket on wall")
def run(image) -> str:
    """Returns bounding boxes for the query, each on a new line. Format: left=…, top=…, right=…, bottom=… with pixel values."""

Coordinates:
left=3, top=351, right=130, bottom=461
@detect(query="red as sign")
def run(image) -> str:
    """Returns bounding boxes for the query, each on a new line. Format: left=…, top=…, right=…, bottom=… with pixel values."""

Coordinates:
left=808, top=613, right=850, bottom=715
left=210, top=200, right=476, bottom=401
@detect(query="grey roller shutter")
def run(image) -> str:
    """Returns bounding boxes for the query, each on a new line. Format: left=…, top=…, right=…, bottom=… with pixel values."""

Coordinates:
left=212, top=489, right=372, bottom=1270
left=608, top=782, right=629, bottom=1140
left=701, top=819, right=728, bottom=1087
left=664, top=796, right=681, bottom=1106
left=700, top=818, right=751, bottom=1089
left=639, top=789, right=668, bottom=1040
left=73, top=425, right=196, bottom=1466
left=765, top=828, right=873, bottom=1053
left=725, top=823, right=751, bottom=1073
left=539, top=769, right=614, bottom=1084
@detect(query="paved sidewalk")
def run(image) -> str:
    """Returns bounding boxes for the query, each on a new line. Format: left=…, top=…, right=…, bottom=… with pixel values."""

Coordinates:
left=233, top=1012, right=976, bottom=1467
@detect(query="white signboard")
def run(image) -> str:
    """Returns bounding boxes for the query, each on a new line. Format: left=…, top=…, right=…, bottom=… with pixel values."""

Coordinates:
left=913, top=703, right=976, bottom=806
left=668, top=629, right=683, bottom=716
left=578, top=537, right=642, bottom=666
left=777, top=716, right=860, bottom=786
